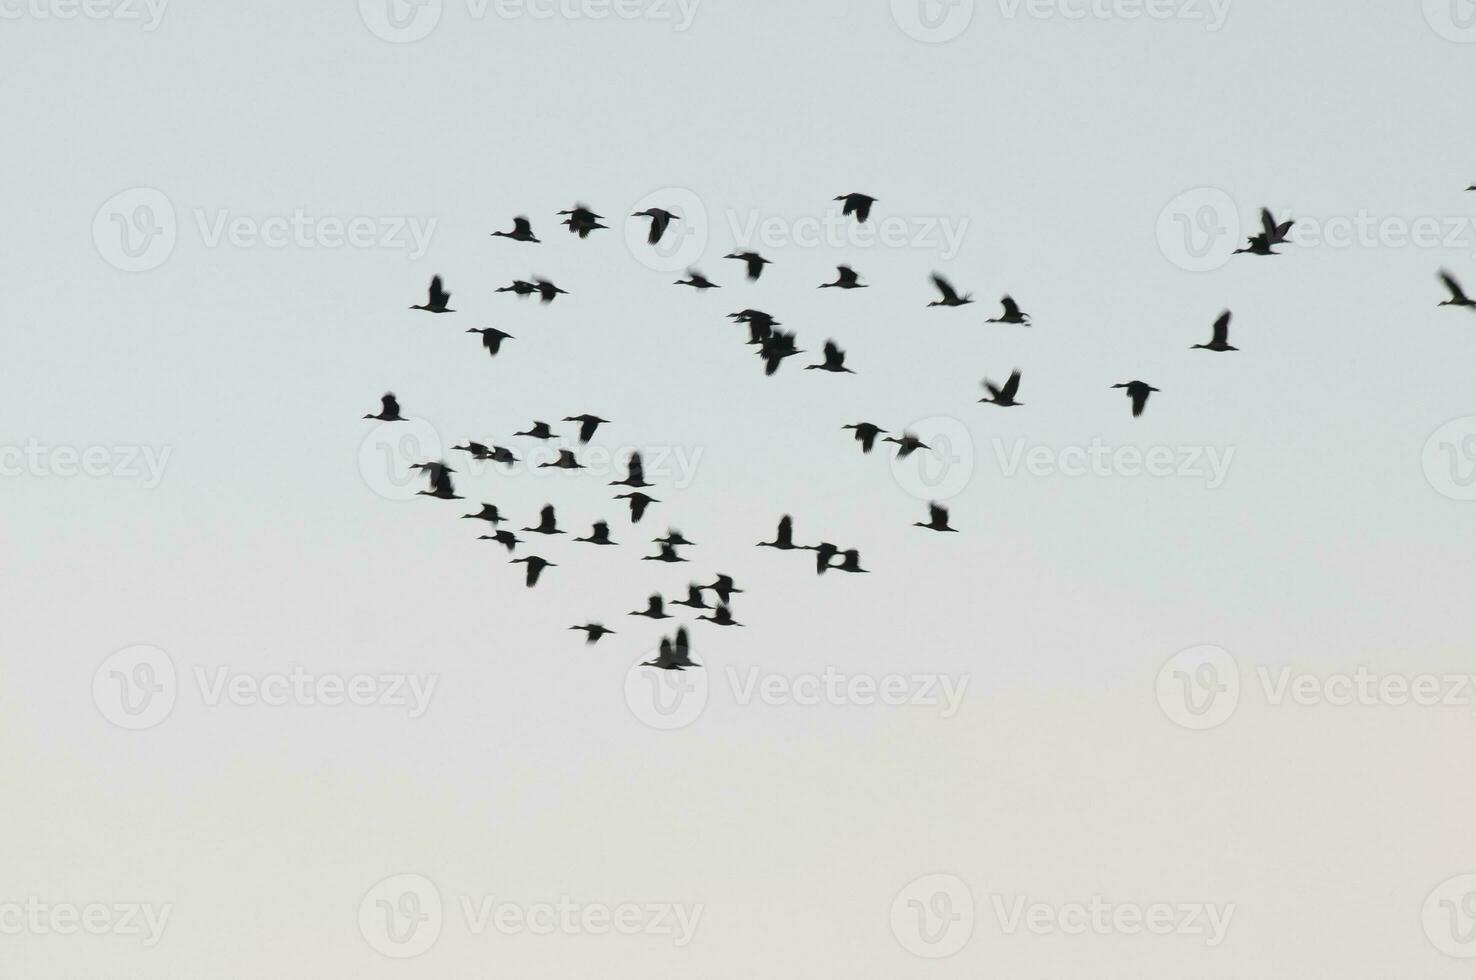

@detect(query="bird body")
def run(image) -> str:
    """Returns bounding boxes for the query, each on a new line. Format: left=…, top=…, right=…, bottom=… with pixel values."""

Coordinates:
left=522, top=504, right=564, bottom=535
left=1113, top=381, right=1160, bottom=418
left=466, top=327, right=513, bottom=357
left=610, top=451, right=651, bottom=488
left=515, top=421, right=558, bottom=440
left=805, top=340, right=854, bottom=374
left=575, top=520, right=617, bottom=545
left=643, top=542, right=688, bottom=563
left=758, top=515, right=804, bottom=550
left=363, top=392, right=404, bottom=421
left=410, top=275, right=455, bottom=313
left=915, top=503, right=957, bottom=533
left=563, top=414, right=610, bottom=444
left=571, top=623, right=614, bottom=644
left=478, top=530, right=521, bottom=552
left=835, top=192, right=877, bottom=223
left=1439, top=270, right=1476, bottom=310
left=1192, top=311, right=1239, bottom=351
left=986, top=295, right=1031, bottom=325
left=676, top=270, right=720, bottom=290
left=883, top=433, right=931, bottom=458
left=538, top=449, right=585, bottom=470
left=511, top=556, right=555, bottom=587
left=928, top=273, right=973, bottom=307
left=724, top=251, right=772, bottom=281
left=491, top=216, right=539, bottom=243
left=979, top=370, right=1023, bottom=407
left=697, top=605, right=744, bottom=626
left=633, top=207, right=679, bottom=245
left=615, top=492, right=659, bottom=522
left=462, top=503, right=503, bottom=524
left=703, top=574, right=743, bottom=605
left=843, top=423, right=886, bottom=453
left=820, top=265, right=866, bottom=289
left=630, top=595, right=672, bottom=619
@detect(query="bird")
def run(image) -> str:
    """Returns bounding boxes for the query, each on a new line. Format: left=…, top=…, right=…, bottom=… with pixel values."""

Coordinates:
left=986, top=295, right=1031, bottom=325
left=675, top=269, right=720, bottom=290
left=670, top=627, right=697, bottom=667
left=614, top=492, right=659, bottom=523
left=725, top=251, right=772, bottom=281
left=671, top=584, right=712, bottom=610
left=534, top=278, right=568, bottom=304
left=809, top=542, right=840, bottom=574
left=1260, top=207, right=1295, bottom=245
left=729, top=309, right=780, bottom=327
left=522, top=504, right=564, bottom=535
left=697, top=605, right=743, bottom=627
left=487, top=446, right=519, bottom=465
left=610, top=451, right=651, bottom=488
left=537, top=449, right=584, bottom=470
left=515, top=421, right=558, bottom=440
left=461, top=503, right=503, bottom=525
left=1439, top=270, right=1476, bottom=310
left=883, top=433, right=931, bottom=458
left=563, top=414, right=610, bottom=444
left=1192, top=311, right=1239, bottom=351
left=758, top=330, right=803, bottom=375
left=416, top=465, right=462, bottom=500
left=642, top=629, right=698, bottom=669
left=1113, top=381, right=1160, bottom=418
left=510, top=555, right=555, bottom=587
left=914, top=502, right=957, bottom=533
left=643, top=542, right=688, bottom=563
left=842, top=423, right=886, bottom=453
left=559, top=205, right=607, bottom=238
left=758, top=515, right=804, bottom=551
left=410, top=460, right=454, bottom=484
left=703, top=574, right=743, bottom=606
left=1468, top=185, right=1476, bottom=192
left=654, top=529, right=696, bottom=547
left=632, top=207, right=679, bottom=245
left=834, top=549, right=869, bottom=574
left=453, top=441, right=497, bottom=460
left=478, top=529, right=521, bottom=552
left=1234, top=234, right=1277, bottom=256
left=491, top=216, right=539, bottom=243
left=575, top=520, right=617, bottom=545
left=363, top=393, right=404, bottom=421
left=570, top=623, right=614, bottom=645
left=630, top=594, right=673, bottom=620
left=496, top=279, right=539, bottom=297
left=409, top=275, right=454, bottom=313
left=979, top=370, right=1023, bottom=407
left=466, top=327, right=514, bottom=357
left=805, top=340, right=854, bottom=374
left=819, top=265, right=866, bottom=289
left=928, top=273, right=974, bottom=307
left=834, top=192, right=877, bottom=223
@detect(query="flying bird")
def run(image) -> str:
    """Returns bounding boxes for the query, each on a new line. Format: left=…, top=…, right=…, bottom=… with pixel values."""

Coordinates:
left=522, top=504, right=564, bottom=535
left=675, top=269, right=721, bottom=290
left=363, top=393, right=404, bottom=421
left=537, top=449, right=585, bottom=470
left=819, top=265, right=866, bottom=289
left=928, top=273, right=973, bottom=307
left=842, top=423, right=886, bottom=453
left=642, top=542, right=688, bottom=563
left=805, top=340, right=854, bottom=374
left=563, top=414, right=610, bottom=444
left=453, top=441, right=497, bottom=460
left=491, top=216, right=539, bottom=243
left=758, top=330, right=803, bottom=375
left=486, top=446, right=519, bottom=465
left=515, top=421, right=558, bottom=440
left=834, top=549, right=869, bottom=574
left=534, top=278, right=568, bottom=303
left=416, top=465, right=461, bottom=500
left=642, top=629, right=698, bottom=669
left=758, top=515, right=805, bottom=551
left=410, top=275, right=454, bottom=313
left=478, top=529, right=521, bottom=552
left=915, top=503, right=957, bottom=533
left=1113, top=381, right=1160, bottom=418
left=883, top=433, right=931, bottom=458
left=632, top=207, right=679, bottom=245
left=614, top=492, right=659, bottom=522
left=986, top=295, right=1031, bottom=325
left=697, top=605, right=743, bottom=627
left=462, top=503, right=503, bottom=525
left=834, top=192, right=877, bottom=223
left=466, top=327, right=514, bottom=357
left=510, top=555, right=555, bottom=587
left=610, top=451, right=650, bottom=488
left=1234, top=209, right=1293, bottom=257
left=703, top=574, right=743, bottom=606
left=630, top=594, right=673, bottom=620
left=570, top=623, right=614, bottom=645
left=496, top=280, right=539, bottom=298
left=575, top=520, right=617, bottom=545
left=725, top=251, right=773, bottom=281
left=1192, top=311, right=1239, bottom=351
left=809, top=542, right=840, bottom=574
left=559, top=205, right=607, bottom=238
left=654, top=529, right=696, bottom=547
left=979, top=370, right=1023, bottom=407
left=1439, top=270, right=1476, bottom=310
left=671, top=584, right=712, bottom=610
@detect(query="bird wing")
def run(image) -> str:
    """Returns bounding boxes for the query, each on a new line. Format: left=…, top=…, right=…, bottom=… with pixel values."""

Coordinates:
left=432, top=469, right=455, bottom=496
left=930, top=503, right=948, bottom=526
left=1443, top=271, right=1471, bottom=303
left=1213, top=311, right=1232, bottom=345
left=580, top=418, right=598, bottom=443
left=1131, top=389, right=1150, bottom=417
left=837, top=265, right=858, bottom=285
left=381, top=393, right=400, bottom=416
left=1001, top=371, right=1021, bottom=400
left=824, top=340, right=843, bottom=364
left=429, top=275, right=449, bottom=306
left=777, top=515, right=793, bottom=544
left=628, top=451, right=645, bottom=484
left=932, top=274, right=960, bottom=303
left=1001, top=295, right=1020, bottom=318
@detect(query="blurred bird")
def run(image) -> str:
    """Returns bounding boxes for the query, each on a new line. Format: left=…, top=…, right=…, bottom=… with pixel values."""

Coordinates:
left=809, top=542, right=840, bottom=574
left=643, top=542, right=688, bottom=563
left=615, top=492, right=659, bottom=522
left=697, top=605, right=743, bottom=627
left=758, top=515, right=805, bottom=551
left=559, top=204, right=607, bottom=238
left=534, top=278, right=568, bottom=303
left=478, top=529, right=521, bottom=552
left=630, top=594, right=673, bottom=620
left=725, top=251, right=773, bottom=281
left=491, top=216, right=539, bottom=243
left=466, top=327, right=514, bottom=357
left=915, top=502, right=957, bottom=533
left=759, top=330, right=803, bottom=375
left=564, top=414, right=610, bottom=444
left=883, top=433, right=931, bottom=458
left=805, top=340, right=854, bottom=374
left=654, top=529, right=697, bottom=547
left=453, top=441, right=497, bottom=460
left=522, top=504, right=564, bottom=535
left=497, top=280, right=539, bottom=297
left=515, top=421, right=558, bottom=440
left=575, top=520, right=617, bottom=545
left=632, top=207, right=679, bottom=245
left=462, top=503, right=503, bottom=525
left=1439, top=270, right=1476, bottom=310
left=416, top=465, right=461, bottom=500
left=834, top=192, right=877, bottom=223
left=1112, top=381, right=1160, bottom=418
left=979, top=370, right=1023, bottom=407
left=671, top=584, right=712, bottom=610
left=510, top=555, right=555, bottom=587
left=928, top=273, right=973, bottom=307
left=538, top=449, right=585, bottom=470
left=410, top=275, right=454, bottom=313
left=675, top=269, right=720, bottom=290
left=363, top=393, right=404, bottom=421
left=834, top=549, right=869, bottom=573
left=1192, top=311, right=1239, bottom=351
left=820, top=265, right=866, bottom=289
left=842, top=422, right=886, bottom=453
left=570, top=623, right=614, bottom=644
left=703, top=574, right=743, bottom=606
left=610, top=451, right=651, bottom=488
left=986, top=295, right=1031, bottom=325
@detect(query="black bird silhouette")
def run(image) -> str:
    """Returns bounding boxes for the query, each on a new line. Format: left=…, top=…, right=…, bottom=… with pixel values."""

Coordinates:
left=478, top=529, right=521, bottom=552
left=515, top=421, right=558, bottom=440
left=610, top=451, right=651, bottom=488
left=809, top=542, right=840, bottom=574
left=491, top=216, right=539, bottom=243
left=671, top=628, right=697, bottom=668
left=614, top=491, right=659, bottom=522
left=759, top=330, right=803, bottom=375
left=835, top=192, right=877, bottom=223
left=570, top=623, right=614, bottom=645
left=487, top=446, right=519, bottom=465
left=363, top=393, right=405, bottom=421
left=510, top=555, right=555, bottom=587
left=743, top=318, right=774, bottom=345
left=1439, top=270, right=1476, bottom=310
left=643, top=542, right=688, bottom=564
left=1467, top=185, right=1476, bottom=192
left=538, top=449, right=584, bottom=470
left=834, top=549, right=869, bottom=573
left=915, top=502, right=957, bottom=533
left=806, top=340, right=854, bottom=374
left=534, top=278, right=568, bottom=304
left=654, top=529, right=696, bottom=547
left=703, top=574, right=743, bottom=606
left=1113, top=381, right=1160, bottom=418
left=697, top=605, right=743, bottom=626
left=842, top=423, right=886, bottom=453
left=883, top=433, right=931, bottom=458
left=986, top=295, right=1031, bottom=325
left=979, top=370, right=1023, bottom=407
left=675, top=269, right=720, bottom=290
left=522, top=504, right=564, bottom=535
left=410, top=460, right=454, bottom=482
left=453, top=441, right=497, bottom=460
left=563, top=414, right=610, bottom=444
left=630, top=594, right=673, bottom=620
left=410, top=275, right=454, bottom=313
left=730, top=309, right=780, bottom=327
left=466, top=327, right=514, bottom=357
left=497, top=279, right=539, bottom=298
left=575, top=520, right=617, bottom=545
left=820, top=264, right=866, bottom=289
left=642, top=637, right=681, bottom=670
left=1235, top=210, right=1292, bottom=257
left=416, top=465, right=462, bottom=500
left=1192, top=311, right=1239, bottom=351
left=928, top=273, right=974, bottom=307
left=725, top=251, right=772, bottom=281
left=462, top=503, right=503, bottom=525
left=632, top=207, right=679, bottom=245
left=758, top=515, right=805, bottom=551
left=671, top=584, right=712, bottom=610
left=559, top=205, right=607, bottom=238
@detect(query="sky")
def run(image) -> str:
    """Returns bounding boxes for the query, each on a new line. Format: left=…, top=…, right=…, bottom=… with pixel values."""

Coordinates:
left=5, top=0, right=1476, bottom=976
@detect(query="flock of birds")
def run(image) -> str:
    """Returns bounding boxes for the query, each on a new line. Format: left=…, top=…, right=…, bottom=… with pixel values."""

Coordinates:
left=366, top=191, right=1476, bottom=669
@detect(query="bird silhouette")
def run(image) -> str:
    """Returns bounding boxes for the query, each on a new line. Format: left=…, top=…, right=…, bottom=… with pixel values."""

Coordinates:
left=915, top=502, right=957, bottom=533
left=491, top=216, right=539, bottom=243
left=805, top=340, right=854, bottom=374
left=563, top=414, right=610, bottom=444
left=630, top=594, right=673, bottom=619
left=575, top=520, right=617, bottom=545
left=979, top=370, right=1023, bottom=407
left=675, top=269, right=721, bottom=290
left=462, top=503, right=503, bottom=525
left=453, top=441, right=497, bottom=460
left=809, top=542, right=840, bottom=574
left=610, top=451, right=651, bottom=488
left=522, top=504, right=564, bottom=535
left=559, top=205, right=607, bottom=238
left=534, top=278, right=568, bottom=304
left=671, top=584, right=712, bottom=609
left=758, top=515, right=805, bottom=550
left=703, top=574, right=743, bottom=606
left=642, top=542, right=688, bottom=563
left=410, top=275, right=454, bottom=313
left=1192, top=311, right=1239, bottom=351
left=487, top=446, right=519, bottom=465
left=1234, top=209, right=1293, bottom=257
left=834, top=549, right=869, bottom=573
left=654, top=529, right=696, bottom=547
left=614, top=492, right=659, bottom=522
left=570, top=623, right=614, bottom=644
left=497, top=280, right=539, bottom=298
left=842, top=423, right=886, bottom=453
left=515, top=421, right=558, bottom=440
left=466, top=327, right=514, bottom=357
left=1439, top=270, right=1476, bottom=310
left=697, top=605, right=743, bottom=626
left=725, top=251, right=772, bottom=281
left=820, top=265, right=866, bottom=289
left=1113, top=381, right=1160, bottom=418
left=632, top=207, right=679, bottom=245
left=416, top=465, right=462, bottom=500
left=363, top=393, right=404, bottom=421
left=883, top=433, right=931, bottom=458
left=478, top=529, right=521, bottom=552
left=759, top=330, right=803, bottom=375
left=511, top=555, right=555, bottom=587
left=986, top=295, right=1031, bottom=325
left=835, top=192, right=877, bottom=223
left=641, top=636, right=681, bottom=669
left=928, top=273, right=974, bottom=307
left=538, top=449, right=585, bottom=470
